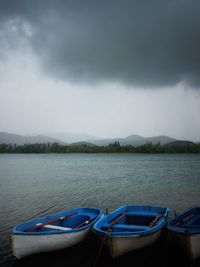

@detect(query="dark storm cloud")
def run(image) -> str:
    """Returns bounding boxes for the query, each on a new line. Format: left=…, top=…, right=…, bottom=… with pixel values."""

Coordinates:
left=1, top=0, right=200, bottom=88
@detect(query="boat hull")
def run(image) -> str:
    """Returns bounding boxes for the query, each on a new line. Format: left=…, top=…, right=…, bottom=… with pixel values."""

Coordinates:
left=167, top=207, right=200, bottom=260
left=105, top=230, right=162, bottom=257
left=168, top=231, right=200, bottom=260
left=11, top=227, right=91, bottom=259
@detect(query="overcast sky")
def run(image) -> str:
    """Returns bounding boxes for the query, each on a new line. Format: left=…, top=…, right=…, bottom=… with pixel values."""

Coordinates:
left=0, top=0, right=200, bottom=141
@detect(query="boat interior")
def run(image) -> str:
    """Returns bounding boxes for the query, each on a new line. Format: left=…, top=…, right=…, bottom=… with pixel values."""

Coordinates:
left=16, top=209, right=102, bottom=233
left=101, top=212, right=161, bottom=233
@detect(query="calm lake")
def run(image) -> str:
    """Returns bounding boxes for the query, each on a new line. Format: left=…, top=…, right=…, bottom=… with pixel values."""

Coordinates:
left=0, top=153, right=200, bottom=266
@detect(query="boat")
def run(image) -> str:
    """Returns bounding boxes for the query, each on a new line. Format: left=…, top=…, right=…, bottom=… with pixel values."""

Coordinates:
left=93, top=204, right=169, bottom=257
left=10, top=207, right=104, bottom=259
left=167, top=207, right=200, bottom=260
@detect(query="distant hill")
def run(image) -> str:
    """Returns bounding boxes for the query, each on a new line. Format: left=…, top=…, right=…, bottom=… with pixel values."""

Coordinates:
left=145, top=135, right=176, bottom=145
left=45, top=132, right=99, bottom=143
left=166, top=140, right=194, bottom=146
left=90, top=135, right=176, bottom=147
left=69, top=141, right=97, bottom=147
left=125, top=134, right=145, bottom=141
left=0, top=132, right=63, bottom=145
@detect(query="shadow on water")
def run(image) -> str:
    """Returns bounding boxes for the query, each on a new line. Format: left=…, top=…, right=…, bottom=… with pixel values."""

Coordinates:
left=11, top=233, right=200, bottom=267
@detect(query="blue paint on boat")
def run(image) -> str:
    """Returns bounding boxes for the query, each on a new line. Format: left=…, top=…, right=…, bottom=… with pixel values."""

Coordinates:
left=12, top=207, right=104, bottom=235
left=167, top=207, right=200, bottom=235
left=93, top=205, right=170, bottom=237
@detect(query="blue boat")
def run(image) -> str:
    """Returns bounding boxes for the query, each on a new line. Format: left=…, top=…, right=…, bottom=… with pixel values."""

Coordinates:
left=167, top=207, right=200, bottom=259
left=11, top=207, right=104, bottom=259
left=93, top=205, right=169, bottom=257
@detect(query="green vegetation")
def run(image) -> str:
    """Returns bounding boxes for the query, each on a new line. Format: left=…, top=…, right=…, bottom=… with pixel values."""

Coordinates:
left=0, top=142, right=200, bottom=153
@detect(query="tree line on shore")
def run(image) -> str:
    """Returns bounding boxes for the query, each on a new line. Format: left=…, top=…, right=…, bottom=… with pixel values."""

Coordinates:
left=0, top=142, right=200, bottom=153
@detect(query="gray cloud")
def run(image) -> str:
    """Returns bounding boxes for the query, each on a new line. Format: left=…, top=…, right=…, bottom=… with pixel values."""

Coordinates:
left=1, top=0, right=200, bottom=88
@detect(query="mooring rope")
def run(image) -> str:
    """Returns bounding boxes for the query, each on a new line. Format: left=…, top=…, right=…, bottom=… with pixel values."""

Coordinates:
left=92, top=210, right=126, bottom=266
left=92, top=229, right=111, bottom=267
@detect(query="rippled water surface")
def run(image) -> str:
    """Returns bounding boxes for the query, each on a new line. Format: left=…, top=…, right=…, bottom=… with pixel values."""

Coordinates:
left=0, top=153, right=200, bottom=266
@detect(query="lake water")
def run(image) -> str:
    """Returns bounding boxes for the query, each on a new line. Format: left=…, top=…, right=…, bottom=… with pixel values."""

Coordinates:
left=0, top=153, right=200, bottom=266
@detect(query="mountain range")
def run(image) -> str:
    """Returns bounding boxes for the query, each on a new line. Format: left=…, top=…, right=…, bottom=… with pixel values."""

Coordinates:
left=0, top=132, right=62, bottom=145
left=88, top=134, right=176, bottom=146
left=0, top=131, right=187, bottom=147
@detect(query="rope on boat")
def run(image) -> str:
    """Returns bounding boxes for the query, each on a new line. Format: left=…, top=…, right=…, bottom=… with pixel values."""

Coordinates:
left=92, top=229, right=111, bottom=267
left=92, top=211, right=126, bottom=266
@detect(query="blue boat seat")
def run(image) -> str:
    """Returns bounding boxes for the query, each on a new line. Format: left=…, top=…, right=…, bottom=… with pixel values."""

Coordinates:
left=184, top=215, right=200, bottom=226
left=101, top=223, right=149, bottom=232
left=113, top=224, right=149, bottom=230
left=127, top=212, right=158, bottom=217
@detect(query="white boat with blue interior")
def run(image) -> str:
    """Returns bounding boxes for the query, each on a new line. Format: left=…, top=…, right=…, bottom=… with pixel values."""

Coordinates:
left=11, top=207, right=104, bottom=259
left=93, top=204, right=169, bottom=257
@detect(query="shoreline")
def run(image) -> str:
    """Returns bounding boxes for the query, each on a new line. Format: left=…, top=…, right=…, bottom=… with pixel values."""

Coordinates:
left=0, top=142, right=200, bottom=154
